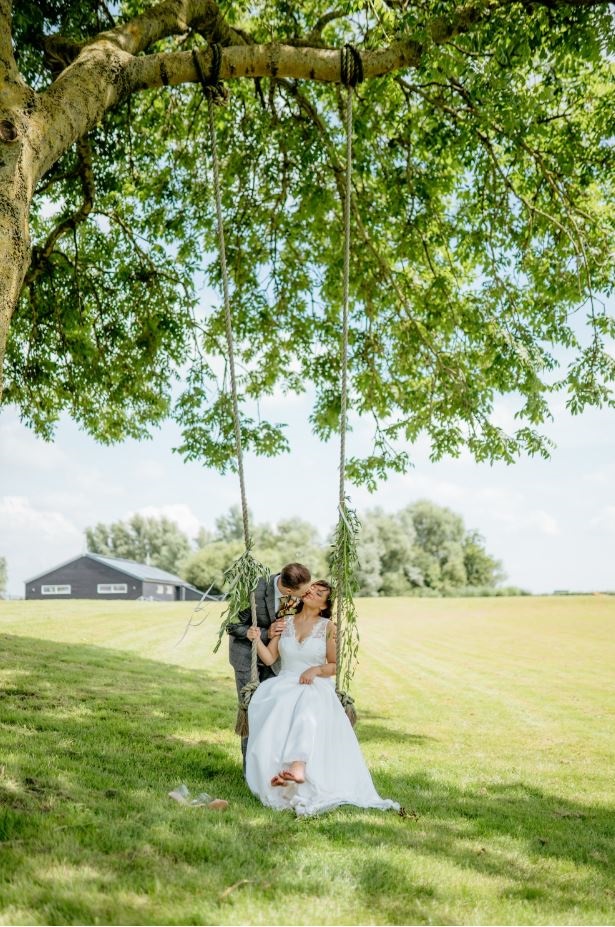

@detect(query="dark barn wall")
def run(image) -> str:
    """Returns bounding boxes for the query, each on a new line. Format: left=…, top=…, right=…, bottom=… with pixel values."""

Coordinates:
left=26, top=558, right=142, bottom=600
left=142, top=581, right=176, bottom=601
left=140, top=582, right=202, bottom=601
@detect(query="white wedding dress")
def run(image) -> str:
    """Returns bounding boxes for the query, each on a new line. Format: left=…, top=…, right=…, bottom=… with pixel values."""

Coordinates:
left=245, top=615, right=399, bottom=817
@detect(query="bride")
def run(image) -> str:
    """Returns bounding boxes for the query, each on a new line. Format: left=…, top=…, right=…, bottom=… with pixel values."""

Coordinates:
left=245, top=580, right=399, bottom=817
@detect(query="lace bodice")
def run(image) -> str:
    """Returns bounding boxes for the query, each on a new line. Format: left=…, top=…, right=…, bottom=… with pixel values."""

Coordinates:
left=278, top=615, right=330, bottom=674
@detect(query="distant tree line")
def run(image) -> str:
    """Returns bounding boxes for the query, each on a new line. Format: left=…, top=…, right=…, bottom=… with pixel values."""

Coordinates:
left=86, top=501, right=526, bottom=597
left=86, top=515, right=191, bottom=575
left=0, top=556, right=7, bottom=595
left=355, top=501, right=508, bottom=597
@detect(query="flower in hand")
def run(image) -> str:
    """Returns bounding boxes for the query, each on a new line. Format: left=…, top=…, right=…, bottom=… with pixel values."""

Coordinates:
left=299, top=666, right=319, bottom=685
left=247, top=627, right=261, bottom=641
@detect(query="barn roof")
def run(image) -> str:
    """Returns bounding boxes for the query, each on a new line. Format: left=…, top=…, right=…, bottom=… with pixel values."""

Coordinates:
left=86, top=553, right=192, bottom=585
left=26, top=552, right=199, bottom=588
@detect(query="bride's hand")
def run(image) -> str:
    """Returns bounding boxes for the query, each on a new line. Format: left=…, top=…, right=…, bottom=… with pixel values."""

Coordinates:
left=247, top=627, right=261, bottom=641
left=299, top=667, right=319, bottom=685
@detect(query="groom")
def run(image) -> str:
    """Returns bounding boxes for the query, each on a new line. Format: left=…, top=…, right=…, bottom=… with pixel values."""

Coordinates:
left=227, top=562, right=312, bottom=765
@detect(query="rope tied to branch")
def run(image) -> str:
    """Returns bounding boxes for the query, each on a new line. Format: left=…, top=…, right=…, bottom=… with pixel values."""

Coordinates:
left=340, top=44, right=364, bottom=89
left=334, top=46, right=363, bottom=717
left=199, top=41, right=364, bottom=733
left=192, top=44, right=228, bottom=106
left=196, top=51, right=260, bottom=735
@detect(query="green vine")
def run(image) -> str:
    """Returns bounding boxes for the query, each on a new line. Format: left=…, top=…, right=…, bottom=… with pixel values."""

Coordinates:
left=213, top=541, right=270, bottom=653
left=329, top=498, right=361, bottom=693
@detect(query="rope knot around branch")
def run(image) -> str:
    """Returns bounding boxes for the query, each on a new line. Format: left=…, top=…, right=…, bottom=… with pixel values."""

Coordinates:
left=192, top=45, right=228, bottom=106
left=340, top=44, right=364, bottom=88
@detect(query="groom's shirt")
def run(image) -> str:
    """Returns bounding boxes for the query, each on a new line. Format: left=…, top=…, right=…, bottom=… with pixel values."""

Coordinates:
left=273, top=574, right=283, bottom=616
left=273, top=574, right=300, bottom=618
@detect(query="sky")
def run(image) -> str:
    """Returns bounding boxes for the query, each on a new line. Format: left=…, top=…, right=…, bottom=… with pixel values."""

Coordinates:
left=1, top=374, right=614, bottom=597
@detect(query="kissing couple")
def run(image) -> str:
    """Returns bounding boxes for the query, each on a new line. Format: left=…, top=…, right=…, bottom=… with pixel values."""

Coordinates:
left=227, top=563, right=399, bottom=817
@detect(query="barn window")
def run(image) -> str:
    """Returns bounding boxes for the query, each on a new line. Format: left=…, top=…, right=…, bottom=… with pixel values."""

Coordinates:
left=41, top=585, right=71, bottom=595
left=156, top=584, right=164, bottom=594
left=166, top=585, right=173, bottom=595
left=97, top=584, right=128, bottom=594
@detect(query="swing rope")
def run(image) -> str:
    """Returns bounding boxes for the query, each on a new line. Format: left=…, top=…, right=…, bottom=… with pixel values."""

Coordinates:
left=336, top=45, right=363, bottom=705
left=196, top=42, right=363, bottom=731
left=193, top=47, right=260, bottom=703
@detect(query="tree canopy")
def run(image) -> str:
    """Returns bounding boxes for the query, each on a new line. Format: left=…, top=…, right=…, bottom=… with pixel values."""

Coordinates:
left=180, top=500, right=506, bottom=595
left=182, top=505, right=329, bottom=592
left=86, top=513, right=192, bottom=574
left=356, top=501, right=506, bottom=595
left=1, top=0, right=613, bottom=486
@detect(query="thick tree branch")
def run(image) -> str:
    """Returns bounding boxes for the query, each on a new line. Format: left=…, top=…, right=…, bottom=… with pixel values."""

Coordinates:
left=32, top=0, right=612, bottom=183
left=43, top=0, right=247, bottom=65
left=127, top=0, right=512, bottom=92
left=0, top=0, right=22, bottom=86
left=0, top=1, right=11, bottom=74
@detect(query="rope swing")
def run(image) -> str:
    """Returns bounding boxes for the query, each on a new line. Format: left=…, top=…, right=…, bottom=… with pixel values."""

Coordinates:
left=333, top=45, right=363, bottom=726
left=193, top=47, right=264, bottom=735
left=196, top=42, right=364, bottom=734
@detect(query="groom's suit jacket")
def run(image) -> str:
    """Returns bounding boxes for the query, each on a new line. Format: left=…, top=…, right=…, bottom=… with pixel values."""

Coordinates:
left=227, top=575, right=287, bottom=676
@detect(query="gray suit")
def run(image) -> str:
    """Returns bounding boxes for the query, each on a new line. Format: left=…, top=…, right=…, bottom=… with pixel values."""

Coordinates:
left=227, top=575, right=280, bottom=768
left=227, top=574, right=280, bottom=695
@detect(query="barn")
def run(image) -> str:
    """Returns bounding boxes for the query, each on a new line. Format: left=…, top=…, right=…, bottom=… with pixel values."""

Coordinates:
left=25, top=552, right=205, bottom=601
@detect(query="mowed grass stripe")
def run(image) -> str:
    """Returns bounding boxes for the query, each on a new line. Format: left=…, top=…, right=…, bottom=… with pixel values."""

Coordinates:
left=0, top=597, right=614, bottom=925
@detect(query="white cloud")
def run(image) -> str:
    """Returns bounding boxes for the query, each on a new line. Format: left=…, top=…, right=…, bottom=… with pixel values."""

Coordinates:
left=0, top=495, right=80, bottom=540
left=0, top=495, right=82, bottom=590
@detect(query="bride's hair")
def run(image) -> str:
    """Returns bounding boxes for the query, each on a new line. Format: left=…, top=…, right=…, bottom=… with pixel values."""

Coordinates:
left=296, top=580, right=334, bottom=619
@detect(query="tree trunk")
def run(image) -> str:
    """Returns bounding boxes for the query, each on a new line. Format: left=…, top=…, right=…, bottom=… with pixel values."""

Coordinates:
left=0, top=81, right=38, bottom=398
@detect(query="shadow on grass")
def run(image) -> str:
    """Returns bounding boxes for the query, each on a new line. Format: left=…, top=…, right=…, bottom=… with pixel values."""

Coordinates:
left=1, top=633, right=614, bottom=925
left=355, top=720, right=435, bottom=745
left=309, top=770, right=615, bottom=923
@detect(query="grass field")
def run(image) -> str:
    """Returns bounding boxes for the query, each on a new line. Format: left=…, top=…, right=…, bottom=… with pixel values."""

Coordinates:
left=1, top=596, right=614, bottom=926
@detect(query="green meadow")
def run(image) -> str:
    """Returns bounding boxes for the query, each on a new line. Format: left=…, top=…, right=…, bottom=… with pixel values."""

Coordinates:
left=0, top=596, right=614, bottom=926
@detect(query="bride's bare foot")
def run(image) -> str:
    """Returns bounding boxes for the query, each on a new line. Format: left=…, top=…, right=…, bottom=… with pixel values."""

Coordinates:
left=271, top=773, right=287, bottom=787
left=281, top=761, right=306, bottom=784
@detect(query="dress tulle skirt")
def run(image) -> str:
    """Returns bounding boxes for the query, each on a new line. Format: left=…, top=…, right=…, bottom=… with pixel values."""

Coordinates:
left=245, top=669, right=399, bottom=817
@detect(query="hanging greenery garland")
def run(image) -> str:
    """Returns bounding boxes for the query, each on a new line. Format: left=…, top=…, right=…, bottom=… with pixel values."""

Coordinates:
left=213, top=543, right=270, bottom=654
left=329, top=498, right=361, bottom=717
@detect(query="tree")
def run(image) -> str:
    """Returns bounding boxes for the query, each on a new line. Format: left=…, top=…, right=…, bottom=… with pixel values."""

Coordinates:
left=463, top=529, right=505, bottom=588
left=182, top=538, right=244, bottom=595
left=356, top=501, right=503, bottom=595
left=214, top=505, right=250, bottom=542
left=181, top=509, right=327, bottom=591
left=356, top=507, right=417, bottom=596
left=0, top=2, right=613, bottom=485
left=254, top=518, right=328, bottom=580
left=194, top=525, right=214, bottom=548
left=405, top=500, right=465, bottom=591
left=0, top=556, right=7, bottom=595
left=86, top=514, right=191, bottom=574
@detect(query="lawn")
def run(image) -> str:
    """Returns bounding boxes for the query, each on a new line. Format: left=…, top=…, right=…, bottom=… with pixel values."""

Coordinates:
left=0, top=596, right=614, bottom=925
